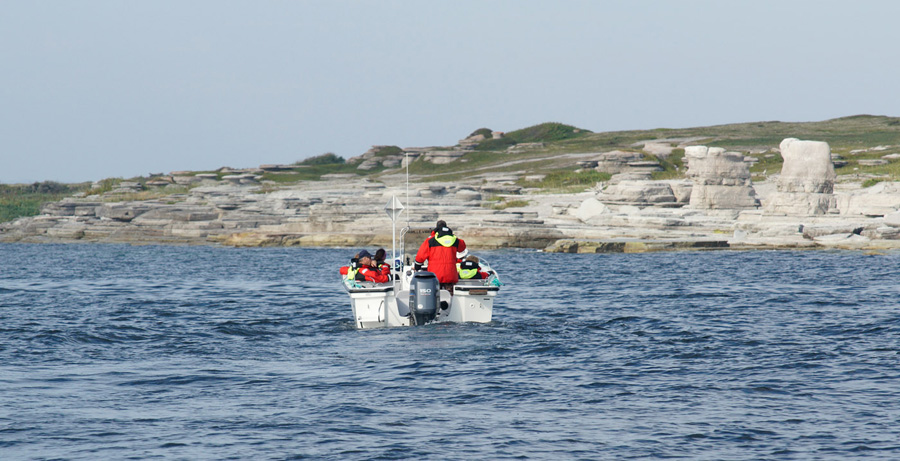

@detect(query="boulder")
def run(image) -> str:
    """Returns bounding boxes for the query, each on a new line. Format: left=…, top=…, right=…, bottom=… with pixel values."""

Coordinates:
left=883, top=211, right=900, bottom=228
left=574, top=197, right=610, bottom=223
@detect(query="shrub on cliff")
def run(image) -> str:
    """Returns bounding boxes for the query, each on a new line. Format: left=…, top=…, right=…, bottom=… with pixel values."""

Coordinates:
left=474, top=122, right=589, bottom=151
left=370, top=146, right=403, bottom=157
left=296, top=153, right=345, bottom=165
left=474, top=137, right=517, bottom=151
left=506, top=122, right=590, bottom=143
left=469, top=128, right=494, bottom=138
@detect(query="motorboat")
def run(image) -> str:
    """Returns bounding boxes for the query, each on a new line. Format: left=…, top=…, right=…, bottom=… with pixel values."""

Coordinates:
left=341, top=197, right=501, bottom=329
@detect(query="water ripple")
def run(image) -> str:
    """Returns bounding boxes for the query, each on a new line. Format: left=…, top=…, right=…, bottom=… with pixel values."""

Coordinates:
left=2, top=244, right=900, bottom=459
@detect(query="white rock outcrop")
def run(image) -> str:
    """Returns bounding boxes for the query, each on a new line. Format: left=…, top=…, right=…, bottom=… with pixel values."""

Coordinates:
left=685, top=146, right=758, bottom=209
left=599, top=181, right=677, bottom=205
left=763, top=138, right=836, bottom=215
left=836, top=181, right=900, bottom=216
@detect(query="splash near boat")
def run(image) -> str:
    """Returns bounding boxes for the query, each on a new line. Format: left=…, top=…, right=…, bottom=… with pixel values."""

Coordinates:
left=340, top=196, right=501, bottom=329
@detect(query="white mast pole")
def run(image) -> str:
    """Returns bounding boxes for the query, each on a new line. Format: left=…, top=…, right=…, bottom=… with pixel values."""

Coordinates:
left=406, top=151, right=410, bottom=230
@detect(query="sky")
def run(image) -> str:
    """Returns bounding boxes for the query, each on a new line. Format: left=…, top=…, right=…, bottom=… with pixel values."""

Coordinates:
left=2, top=0, right=899, bottom=184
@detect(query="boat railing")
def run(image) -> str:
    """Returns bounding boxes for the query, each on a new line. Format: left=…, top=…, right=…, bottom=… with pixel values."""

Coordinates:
left=342, top=278, right=394, bottom=293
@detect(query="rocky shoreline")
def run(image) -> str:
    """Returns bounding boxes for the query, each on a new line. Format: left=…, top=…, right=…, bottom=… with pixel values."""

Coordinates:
left=4, top=138, right=900, bottom=253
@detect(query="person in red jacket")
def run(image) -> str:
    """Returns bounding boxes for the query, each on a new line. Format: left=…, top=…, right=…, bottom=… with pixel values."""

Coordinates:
left=355, top=250, right=390, bottom=283
left=415, top=224, right=466, bottom=290
left=374, top=248, right=392, bottom=274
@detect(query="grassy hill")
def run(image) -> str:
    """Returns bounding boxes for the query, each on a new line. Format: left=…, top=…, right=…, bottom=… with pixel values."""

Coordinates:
left=3, top=115, right=900, bottom=223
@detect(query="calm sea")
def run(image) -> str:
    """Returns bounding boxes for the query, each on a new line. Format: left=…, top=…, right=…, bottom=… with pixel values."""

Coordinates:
left=1, top=243, right=899, bottom=460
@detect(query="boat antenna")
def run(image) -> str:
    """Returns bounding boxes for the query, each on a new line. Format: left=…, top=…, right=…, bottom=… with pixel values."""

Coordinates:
left=405, top=150, right=410, bottom=230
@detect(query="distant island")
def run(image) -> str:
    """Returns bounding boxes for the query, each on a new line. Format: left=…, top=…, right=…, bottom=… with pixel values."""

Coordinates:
left=4, top=115, right=900, bottom=252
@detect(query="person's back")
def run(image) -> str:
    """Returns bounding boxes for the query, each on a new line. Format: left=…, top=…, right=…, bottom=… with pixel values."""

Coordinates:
left=415, top=226, right=466, bottom=285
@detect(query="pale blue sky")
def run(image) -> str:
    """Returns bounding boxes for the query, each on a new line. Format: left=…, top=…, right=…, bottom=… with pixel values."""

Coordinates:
left=2, top=0, right=899, bottom=183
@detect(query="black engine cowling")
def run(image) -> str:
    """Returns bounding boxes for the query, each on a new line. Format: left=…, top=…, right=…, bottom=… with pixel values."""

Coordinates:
left=409, top=271, right=439, bottom=325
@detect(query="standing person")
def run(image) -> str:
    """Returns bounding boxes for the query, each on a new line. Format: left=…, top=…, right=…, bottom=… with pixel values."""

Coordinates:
left=417, top=220, right=445, bottom=250
left=415, top=223, right=466, bottom=291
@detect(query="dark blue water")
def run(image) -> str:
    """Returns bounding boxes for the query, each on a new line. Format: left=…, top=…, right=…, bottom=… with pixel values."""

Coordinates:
left=1, top=243, right=899, bottom=460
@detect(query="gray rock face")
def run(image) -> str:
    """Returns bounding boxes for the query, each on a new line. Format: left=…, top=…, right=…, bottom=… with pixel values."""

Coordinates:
left=836, top=181, right=900, bottom=217
left=594, top=151, right=644, bottom=174
left=685, top=146, right=758, bottom=209
left=600, top=181, right=676, bottom=205
left=765, top=138, right=836, bottom=215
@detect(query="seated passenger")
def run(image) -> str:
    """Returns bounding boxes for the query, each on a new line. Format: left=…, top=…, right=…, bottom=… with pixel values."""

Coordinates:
left=374, top=248, right=392, bottom=274
left=339, top=256, right=360, bottom=280
left=457, top=255, right=491, bottom=280
left=355, top=249, right=390, bottom=283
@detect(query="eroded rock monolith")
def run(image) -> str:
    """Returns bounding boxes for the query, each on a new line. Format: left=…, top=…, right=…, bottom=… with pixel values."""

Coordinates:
left=685, top=146, right=758, bottom=209
left=764, top=138, right=836, bottom=215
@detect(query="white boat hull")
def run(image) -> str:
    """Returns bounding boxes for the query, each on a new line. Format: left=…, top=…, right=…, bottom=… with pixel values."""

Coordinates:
left=344, top=278, right=498, bottom=329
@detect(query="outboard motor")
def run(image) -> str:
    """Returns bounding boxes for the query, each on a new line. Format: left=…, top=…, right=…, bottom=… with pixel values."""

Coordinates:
left=409, top=271, right=439, bottom=325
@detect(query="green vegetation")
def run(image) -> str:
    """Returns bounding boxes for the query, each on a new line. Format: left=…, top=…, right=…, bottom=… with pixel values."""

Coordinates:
left=505, top=122, right=590, bottom=143
left=649, top=149, right=686, bottom=180
left=517, top=170, right=611, bottom=193
left=473, top=137, right=517, bottom=151
left=83, top=177, right=122, bottom=196
left=749, top=152, right=784, bottom=175
left=296, top=152, right=345, bottom=165
left=0, top=181, right=88, bottom=222
left=488, top=199, right=531, bottom=210
left=475, top=122, right=589, bottom=151
left=368, top=146, right=403, bottom=157
left=469, top=128, right=494, bottom=138
left=863, top=178, right=886, bottom=188
left=262, top=162, right=363, bottom=182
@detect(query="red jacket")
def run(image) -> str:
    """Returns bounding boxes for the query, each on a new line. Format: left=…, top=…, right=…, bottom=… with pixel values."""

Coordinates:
left=415, top=233, right=466, bottom=284
left=356, top=264, right=390, bottom=283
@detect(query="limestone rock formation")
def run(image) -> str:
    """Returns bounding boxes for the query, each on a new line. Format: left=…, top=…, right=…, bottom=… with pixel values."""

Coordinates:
left=599, top=181, right=677, bottom=205
left=684, top=146, right=758, bottom=209
left=835, top=181, right=900, bottom=217
left=594, top=151, right=644, bottom=174
left=764, top=138, right=836, bottom=215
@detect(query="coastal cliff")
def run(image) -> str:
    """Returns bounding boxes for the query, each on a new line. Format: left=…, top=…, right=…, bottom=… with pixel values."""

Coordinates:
left=4, top=117, right=900, bottom=252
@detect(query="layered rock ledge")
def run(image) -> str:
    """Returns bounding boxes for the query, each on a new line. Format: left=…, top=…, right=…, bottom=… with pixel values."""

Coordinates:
left=4, top=138, right=900, bottom=253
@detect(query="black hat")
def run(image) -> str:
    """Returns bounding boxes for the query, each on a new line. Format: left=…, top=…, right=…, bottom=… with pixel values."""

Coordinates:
left=358, top=249, right=373, bottom=259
